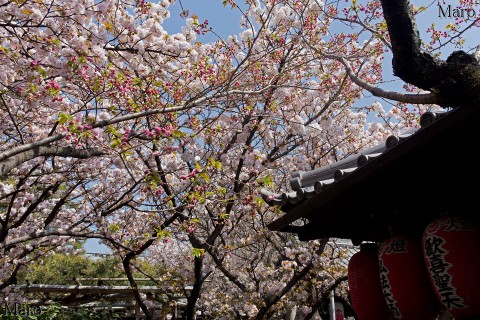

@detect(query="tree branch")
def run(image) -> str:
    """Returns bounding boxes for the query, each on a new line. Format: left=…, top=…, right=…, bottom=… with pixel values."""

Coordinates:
left=254, top=239, right=329, bottom=320
left=91, top=86, right=276, bottom=128
left=304, top=275, right=349, bottom=320
left=341, top=58, right=442, bottom=104
left=379, top=0, right=446, bottom=91
left=380, top=0, right=480, bottom=108
left=0, top=86, right=274, bottom=175
left=0, top=134, right=65, bottom=162
left=255, top=262, right=314, bottom=320
left=186, top=255, right=205, bottom=320
left=304, top=34, right=441, bottom=105
left=206, top=247, right=249, bottom=292
left=0, top=145, right=106, bottom=177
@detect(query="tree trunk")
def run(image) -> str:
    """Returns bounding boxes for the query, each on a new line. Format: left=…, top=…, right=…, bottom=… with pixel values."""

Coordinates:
left=379, top=0, right=480, bottom=108
left=186, top=255, right=204, bottom=320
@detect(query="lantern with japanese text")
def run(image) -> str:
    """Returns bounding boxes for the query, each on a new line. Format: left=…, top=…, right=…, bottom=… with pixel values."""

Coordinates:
left=379, top=236, right=440, bottom=320
left=422, top=215, right=480, bottom=319
left=347, top=243, right=392, bottom=320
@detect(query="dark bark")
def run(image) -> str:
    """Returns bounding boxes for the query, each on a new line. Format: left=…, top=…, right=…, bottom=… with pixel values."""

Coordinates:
left=186, top=255, right=204, bottom=320
left=380, top=0, right=480, bottom=108
left=123, top=239, right=156, bottom=320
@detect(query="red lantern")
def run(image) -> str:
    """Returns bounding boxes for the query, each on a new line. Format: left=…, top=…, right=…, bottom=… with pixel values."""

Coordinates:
left=348, top=243, right=392, bottom=320
left=379, top=236, right=440, bottom=320
left=422, top=216, right=480, bottom=319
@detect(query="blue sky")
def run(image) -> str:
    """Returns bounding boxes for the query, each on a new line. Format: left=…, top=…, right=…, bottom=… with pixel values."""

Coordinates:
left=162, top=0, right=246, bottom=41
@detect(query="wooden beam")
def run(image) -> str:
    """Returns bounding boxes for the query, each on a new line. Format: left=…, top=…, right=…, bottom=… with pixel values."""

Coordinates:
left=16, top=284, right=167, bottom=294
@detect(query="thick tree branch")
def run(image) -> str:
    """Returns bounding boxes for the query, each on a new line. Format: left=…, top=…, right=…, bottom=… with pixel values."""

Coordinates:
left=305, top=37, right=442, bottom=105
left=186, top=255, right=205, bottom=320
left=119, top=209, right=184, bottom=320
left=123, top=254, right=153, bottom=320
left=11, top=183, right=60, bottom=230
left=206, top=247, right=249, bottom=292
left=380, top=0, right=480, bottom=108
left=0, top=134, right=65, bottom=162
left=44, top=182, right=81, bottom=227
left=0, top=145, right=105, bottom=177
left=0, top=264, right=21, bottom=291
left=341, top=58, right=442, bottom=104
left=0, top=87, right=274, bottom=175
left=380, top=0, right=446, bottom=91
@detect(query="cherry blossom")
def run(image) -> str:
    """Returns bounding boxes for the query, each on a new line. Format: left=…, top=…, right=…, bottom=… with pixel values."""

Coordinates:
left=0, top=0, right=475, bottom=318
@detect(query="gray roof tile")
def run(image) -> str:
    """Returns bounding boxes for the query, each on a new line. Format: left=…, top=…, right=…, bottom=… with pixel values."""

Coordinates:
left=261, top=108, right=480, bottom=242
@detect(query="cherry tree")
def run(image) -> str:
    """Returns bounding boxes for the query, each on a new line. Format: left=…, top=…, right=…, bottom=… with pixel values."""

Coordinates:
left=1, top=0, right=478, bottom=318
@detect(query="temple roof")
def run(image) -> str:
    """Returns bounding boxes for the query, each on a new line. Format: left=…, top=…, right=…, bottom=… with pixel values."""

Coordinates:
left=263, top=107, right=480, bottom=244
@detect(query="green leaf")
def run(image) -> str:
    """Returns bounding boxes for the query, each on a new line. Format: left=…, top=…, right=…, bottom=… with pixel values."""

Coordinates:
left=133, top=77, right=142, bottom=87
left=38, top=67, right=47, bottom=78
left=57, top=112, right=72, bottom=125
left=111, top=137, right=122, bottom=148
left=219, top=212, right=229, bottom=220
left=200, top=172, right=210, bottom=183
left=155, top=227, right=171, bottom=239
left=107, top=224, right=120, bottom=233
left=261, top=174, right=273, bottom=187
left=171, top=130, right=186, bottom=139
left=208, top=158, right=222, bottom=170
left=216, top=187, right=227, bottom=195
left=192, top=248, right=205, bottom=257
left=51, top=38, right=61, bottom=46
left=254, top=196, right=265, bottom=205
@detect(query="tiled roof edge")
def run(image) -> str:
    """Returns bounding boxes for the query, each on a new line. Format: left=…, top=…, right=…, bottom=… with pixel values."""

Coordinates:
left=262, top=109, right=450, bottom=209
